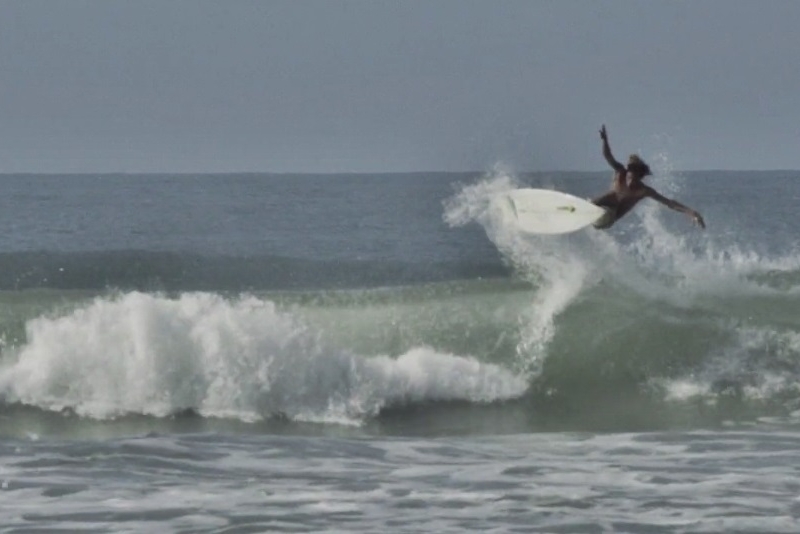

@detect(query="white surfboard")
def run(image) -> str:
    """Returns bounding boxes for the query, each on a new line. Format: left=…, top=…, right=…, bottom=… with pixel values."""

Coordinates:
left=490, top=188, right=606, bottom=235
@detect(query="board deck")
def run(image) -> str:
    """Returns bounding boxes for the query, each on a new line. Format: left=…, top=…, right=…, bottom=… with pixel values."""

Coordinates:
left=490, top=188, right=606, bottom=235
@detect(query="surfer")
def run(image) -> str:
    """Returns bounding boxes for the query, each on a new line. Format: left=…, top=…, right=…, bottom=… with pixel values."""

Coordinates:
left=591, top=125, right=705, bottom=230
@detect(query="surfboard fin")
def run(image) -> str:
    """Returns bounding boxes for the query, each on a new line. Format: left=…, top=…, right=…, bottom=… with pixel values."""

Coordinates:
left=507, top=197, right=519, bottom=218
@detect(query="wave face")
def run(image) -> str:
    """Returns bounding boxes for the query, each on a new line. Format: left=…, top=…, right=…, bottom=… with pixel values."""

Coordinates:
left=2, top=170, right=800, bottom=433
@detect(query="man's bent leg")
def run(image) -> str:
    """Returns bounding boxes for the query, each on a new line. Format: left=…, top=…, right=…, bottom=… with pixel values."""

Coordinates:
left=591, top=208, right=616, bottom=230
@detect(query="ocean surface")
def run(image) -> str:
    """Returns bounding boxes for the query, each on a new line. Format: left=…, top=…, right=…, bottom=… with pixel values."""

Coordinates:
left=2, top=168, right=800, bottom=532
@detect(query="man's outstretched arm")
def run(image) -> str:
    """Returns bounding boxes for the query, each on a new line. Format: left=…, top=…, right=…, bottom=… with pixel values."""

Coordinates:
left=600, top=125, right=625, bottom=174
left=645, top=187, right=706, bottom=228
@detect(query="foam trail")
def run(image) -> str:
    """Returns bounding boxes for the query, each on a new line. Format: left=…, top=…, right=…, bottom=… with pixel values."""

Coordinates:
left=0, top=292, right=527, bottom=425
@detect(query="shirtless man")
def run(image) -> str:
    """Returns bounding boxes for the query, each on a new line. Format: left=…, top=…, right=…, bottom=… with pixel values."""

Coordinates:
left=591, top=125, right=705, bottom=230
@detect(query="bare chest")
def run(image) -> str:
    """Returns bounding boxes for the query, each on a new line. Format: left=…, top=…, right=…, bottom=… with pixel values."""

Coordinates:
left=611, top=179, right=647, bottom=199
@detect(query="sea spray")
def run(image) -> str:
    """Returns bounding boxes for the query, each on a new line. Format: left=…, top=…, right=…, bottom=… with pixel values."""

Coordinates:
left=443, top=167, right=596, bottom=377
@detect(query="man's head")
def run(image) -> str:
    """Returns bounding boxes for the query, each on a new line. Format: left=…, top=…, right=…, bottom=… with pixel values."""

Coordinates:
left=627, top=154, right=652, bottom=180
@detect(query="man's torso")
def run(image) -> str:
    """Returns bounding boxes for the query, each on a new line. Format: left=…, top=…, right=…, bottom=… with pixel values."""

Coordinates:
left=593, top=171, right=650, bottom=221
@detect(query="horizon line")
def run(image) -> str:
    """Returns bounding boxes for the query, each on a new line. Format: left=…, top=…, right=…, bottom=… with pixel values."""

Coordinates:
left=0, top=168, right=797, bottom=176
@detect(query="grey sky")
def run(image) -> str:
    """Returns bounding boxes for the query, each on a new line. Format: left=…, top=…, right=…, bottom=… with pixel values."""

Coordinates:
left=1, top=0, right=798, bottom=173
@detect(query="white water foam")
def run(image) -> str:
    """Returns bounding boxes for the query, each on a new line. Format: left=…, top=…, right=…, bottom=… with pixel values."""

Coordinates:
left=0, top=292, right=527, bottom=424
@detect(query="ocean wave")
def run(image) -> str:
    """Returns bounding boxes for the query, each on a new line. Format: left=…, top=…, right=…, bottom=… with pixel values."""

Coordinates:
left=2, top=168, right=800, bottom=431
left=1, top=269, right=800, bottom=430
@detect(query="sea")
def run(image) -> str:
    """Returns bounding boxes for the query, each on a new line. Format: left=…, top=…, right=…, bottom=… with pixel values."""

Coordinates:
left=1, top=167, right=800, bottom=532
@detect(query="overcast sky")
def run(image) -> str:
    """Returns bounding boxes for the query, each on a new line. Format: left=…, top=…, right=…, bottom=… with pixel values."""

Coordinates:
left=0, top=0, right=798, bottom=173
